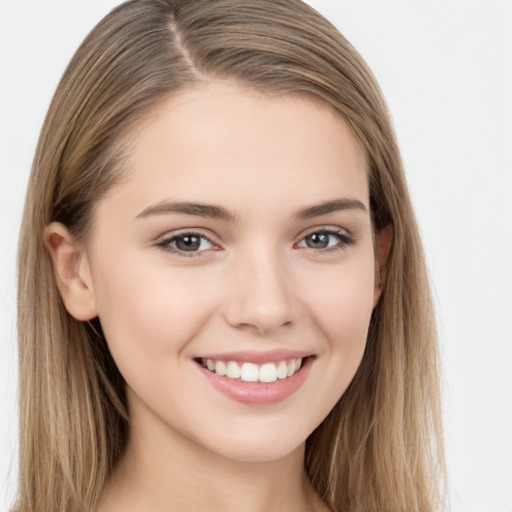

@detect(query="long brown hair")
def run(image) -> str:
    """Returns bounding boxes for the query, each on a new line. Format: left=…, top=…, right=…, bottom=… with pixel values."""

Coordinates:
left=15, top=1, right=445, bottom=510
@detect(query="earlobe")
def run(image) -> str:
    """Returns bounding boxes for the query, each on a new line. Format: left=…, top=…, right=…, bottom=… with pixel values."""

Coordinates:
left=373, top=223, right=393, bottom=307
left=43, top=222, right=98, bottom=321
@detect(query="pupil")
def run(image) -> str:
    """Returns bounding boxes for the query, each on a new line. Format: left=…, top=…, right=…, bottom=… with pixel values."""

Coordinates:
left=307, top=233, right=329, bottom=249
left=176, top=235, right=200, bottom=251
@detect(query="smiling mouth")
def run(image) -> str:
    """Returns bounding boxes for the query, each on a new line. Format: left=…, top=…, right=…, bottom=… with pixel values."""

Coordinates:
left=195, top=357, right=308, bottom=383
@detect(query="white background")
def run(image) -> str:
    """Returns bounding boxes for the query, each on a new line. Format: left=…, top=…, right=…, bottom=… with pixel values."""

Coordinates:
left=1, top=1, right=511, bottom=511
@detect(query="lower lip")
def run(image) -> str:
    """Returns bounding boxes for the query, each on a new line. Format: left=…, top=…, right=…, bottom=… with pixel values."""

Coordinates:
left=196, top=357, right=313, bottom=404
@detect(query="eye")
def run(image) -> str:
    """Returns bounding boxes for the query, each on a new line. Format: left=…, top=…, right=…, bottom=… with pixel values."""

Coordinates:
left=296, top=229, right=354, bottom=252
left=156, top=232, right=217, bottom=256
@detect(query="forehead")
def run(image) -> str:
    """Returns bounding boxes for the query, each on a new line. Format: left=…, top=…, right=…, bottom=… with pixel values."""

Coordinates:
left=101, top=82, right=369, bottom=220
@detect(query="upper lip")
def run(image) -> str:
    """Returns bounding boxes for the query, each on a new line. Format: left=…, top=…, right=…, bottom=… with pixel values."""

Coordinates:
left=194, top=349, right=313, bottom=364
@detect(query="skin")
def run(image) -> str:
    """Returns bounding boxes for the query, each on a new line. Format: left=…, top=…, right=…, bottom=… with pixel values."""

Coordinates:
left=45, top=82, right=392, bottom=512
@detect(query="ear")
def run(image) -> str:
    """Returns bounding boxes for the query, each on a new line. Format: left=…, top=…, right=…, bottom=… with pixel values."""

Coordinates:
left=373, top=223, right=393, bottom=308
left=43, top=222, right=98, bottom=321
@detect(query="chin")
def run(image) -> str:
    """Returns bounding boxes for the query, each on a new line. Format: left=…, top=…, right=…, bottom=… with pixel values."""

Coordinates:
left=192, top=419, right=313, bottom=464
left=210, top=437, right=305, bottom=464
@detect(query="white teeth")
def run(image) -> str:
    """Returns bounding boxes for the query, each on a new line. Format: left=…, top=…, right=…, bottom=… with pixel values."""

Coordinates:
left=240, top=362, right=259, bottom=382
left=259, top=363, right=277, bottom=383
left=277, top=361, right=288, bottom=380
left=202, top=357, right=306, bottom=383
left=215, top=360, right=227, bottom=376
left=226, top=361, right=241, bottom=379
left=287, top=359, right=296, bottom=377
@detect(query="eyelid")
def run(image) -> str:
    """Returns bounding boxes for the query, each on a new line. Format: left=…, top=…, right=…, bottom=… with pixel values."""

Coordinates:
left=298, top=224, right=353, bottom=239
left=294, top=225, right=355, bottom=252
left=155, top=229, right=222, bottom=256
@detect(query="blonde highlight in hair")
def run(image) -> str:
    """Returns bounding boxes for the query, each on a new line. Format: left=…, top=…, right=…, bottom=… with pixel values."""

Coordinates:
left=15, top=1, right=445, bottom=510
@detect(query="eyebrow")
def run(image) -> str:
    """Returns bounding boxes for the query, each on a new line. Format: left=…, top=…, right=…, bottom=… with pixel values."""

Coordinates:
left=294, top=198, right=367, bottom=219
left=135, top=201, right=236, bottom=222
left=135, top=197, right=367, bottom=222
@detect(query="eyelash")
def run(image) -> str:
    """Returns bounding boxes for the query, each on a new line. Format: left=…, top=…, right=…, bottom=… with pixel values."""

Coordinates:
left=155, top=228, right=355, bottom=257
left=298, top=229, right=355, bottom=254
left=155, top=231, right=218, bottom=257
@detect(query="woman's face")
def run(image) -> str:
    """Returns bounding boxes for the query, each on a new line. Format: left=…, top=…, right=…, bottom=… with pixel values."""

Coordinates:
left=80, top=82, right=383, bottom=462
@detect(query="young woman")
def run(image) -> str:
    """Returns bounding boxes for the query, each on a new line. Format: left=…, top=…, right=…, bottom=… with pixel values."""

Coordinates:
left=14, top=0, right=445, bottom=510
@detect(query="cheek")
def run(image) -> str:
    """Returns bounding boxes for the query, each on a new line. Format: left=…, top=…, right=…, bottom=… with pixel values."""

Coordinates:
left=92, top=257, right=219, bottom=375
left=304, top=253, right=376, bottom=343
left=299, top=251, right=375, bottom=403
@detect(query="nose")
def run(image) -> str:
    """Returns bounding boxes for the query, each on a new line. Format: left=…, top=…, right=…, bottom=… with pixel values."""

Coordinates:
left=223, top=247, right=299, bottom=335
